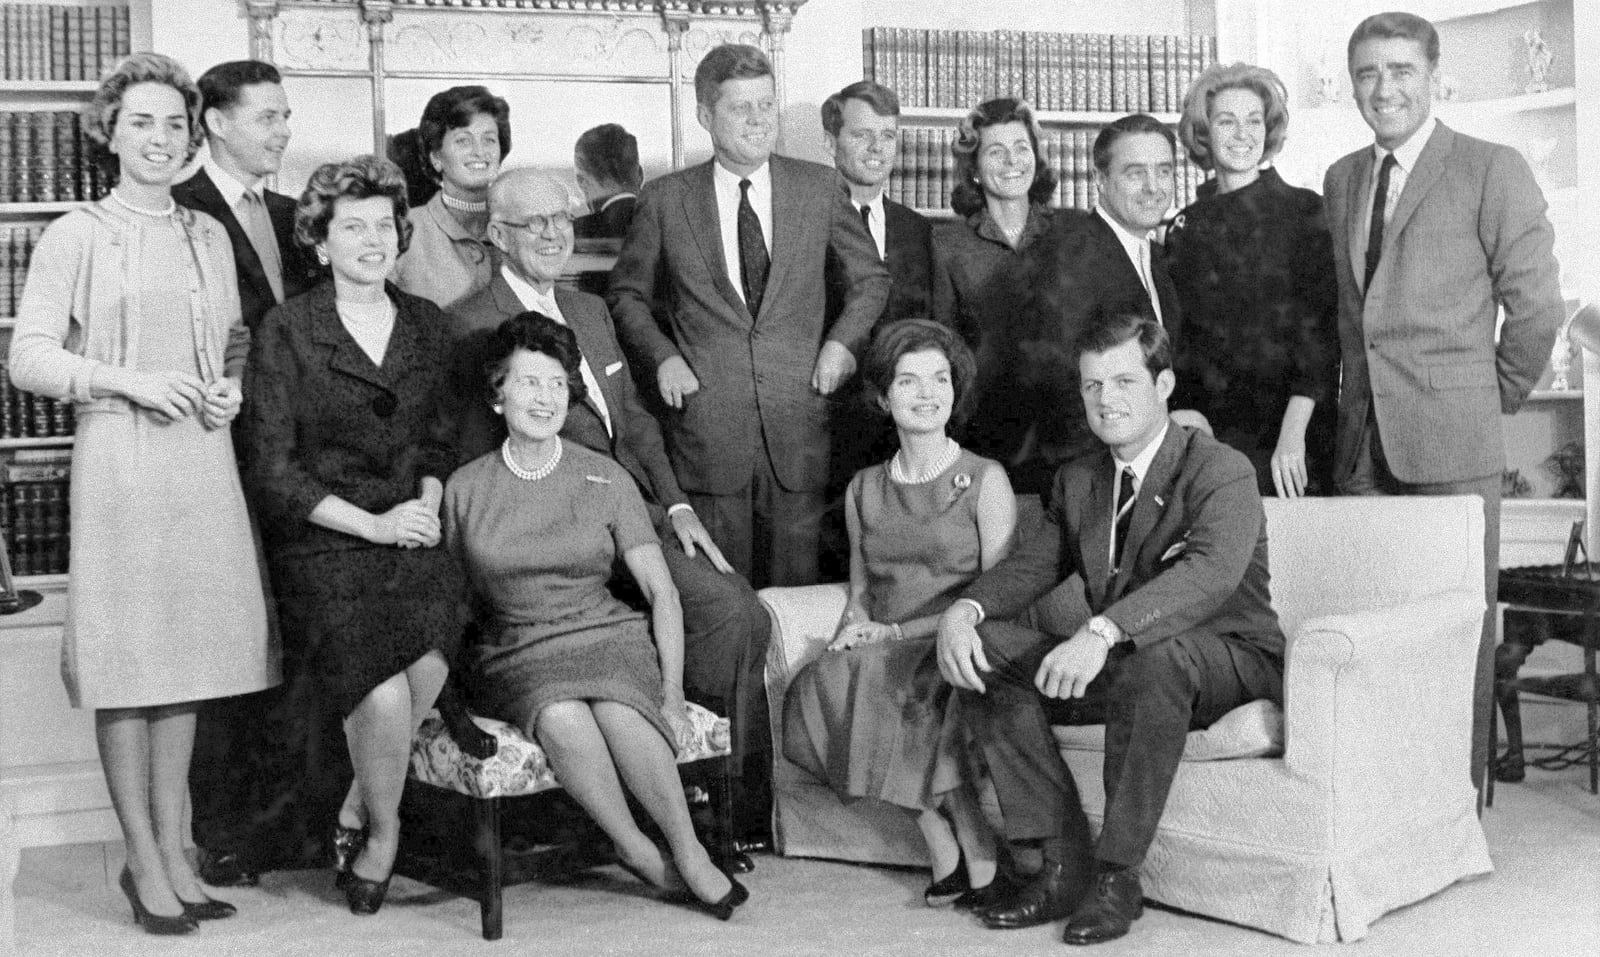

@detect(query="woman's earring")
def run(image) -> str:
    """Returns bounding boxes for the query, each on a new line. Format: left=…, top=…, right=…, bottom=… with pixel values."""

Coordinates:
left=492, top=403, right=503, bottom=415
left=315, top=246, right=329, bottom=266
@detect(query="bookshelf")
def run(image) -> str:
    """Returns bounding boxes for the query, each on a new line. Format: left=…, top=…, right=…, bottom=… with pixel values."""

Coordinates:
left=864, top=27, right=1215, bottom=217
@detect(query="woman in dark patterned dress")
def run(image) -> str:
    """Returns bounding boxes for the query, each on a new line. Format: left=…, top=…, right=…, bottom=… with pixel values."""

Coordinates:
left=1164, top=63, right=1339, bottom=496
left=443, top=312, right=746, bottom=920
left=783, top=320, right=1015, bottom=909
left=243, top=156, right=465, bottom=916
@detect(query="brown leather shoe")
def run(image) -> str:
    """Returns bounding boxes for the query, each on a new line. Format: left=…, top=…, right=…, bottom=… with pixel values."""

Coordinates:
left=979, top=860, right=1089, bottom=929
left=1063, top=867, right=1144, bottom=945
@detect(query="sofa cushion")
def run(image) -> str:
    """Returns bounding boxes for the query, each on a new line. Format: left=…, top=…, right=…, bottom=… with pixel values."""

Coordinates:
left=410, top=703, right=732, bottom=799
left=1052, top=699, right=1284, bottom=761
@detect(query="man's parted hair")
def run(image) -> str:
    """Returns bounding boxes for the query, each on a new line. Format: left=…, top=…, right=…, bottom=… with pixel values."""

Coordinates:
left=1075, top=311, right=1172, bottom=380
left=196, top=59, right=282, bottom=134
left=821, top=80, right=900, bottom=136
left=1347, top=11, right=1440, bottom=66
left=694, top=44, right=773, bottom=108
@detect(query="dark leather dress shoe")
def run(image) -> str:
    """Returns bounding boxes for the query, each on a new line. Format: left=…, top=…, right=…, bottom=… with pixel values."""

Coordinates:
left=955, top=872, right=1021, bottom=913
left=1063, top=868, right=1144, bottom=945
left=198, top=851, right=260, bottom=888
left=980, top=860, right=1089, bottom=929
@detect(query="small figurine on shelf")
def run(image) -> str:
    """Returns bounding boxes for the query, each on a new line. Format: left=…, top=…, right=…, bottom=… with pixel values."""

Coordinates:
left=1524, top=29, right=1553, bottom=95
left=1544, top=441, right=1584, bottom=499
left=1502, top=469, right=1532, bottom=499
left=1548, top=316, right=1576, bottom=390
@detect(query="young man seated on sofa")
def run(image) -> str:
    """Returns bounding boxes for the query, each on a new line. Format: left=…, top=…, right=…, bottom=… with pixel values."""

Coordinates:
left=935, top=312, right=1285, bottom=945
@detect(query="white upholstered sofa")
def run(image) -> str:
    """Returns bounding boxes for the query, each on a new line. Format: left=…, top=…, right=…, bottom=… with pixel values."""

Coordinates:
left=760, top=495, right=1493, bottom=943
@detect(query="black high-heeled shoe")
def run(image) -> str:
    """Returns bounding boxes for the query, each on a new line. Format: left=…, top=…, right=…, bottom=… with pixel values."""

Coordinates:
left=343, top=871, right=392, bottom=916
left=686, top=868, right=749, bottom=921
left=332, top=824, right=367, bottom=889
left=179, top=895, right=237, bottom=921
left=925, top=850, right=970, bottom=907
left=118, top=868, right=198, bottom=936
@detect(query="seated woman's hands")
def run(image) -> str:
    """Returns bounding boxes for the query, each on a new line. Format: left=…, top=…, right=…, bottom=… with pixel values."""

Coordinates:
left=369, top=499, right=442, bottom=549
left=201, top=377, right=243, bottom=430
left=661, top=686, right=697, bottom=752
left=829, top=621, right=900, bottom=651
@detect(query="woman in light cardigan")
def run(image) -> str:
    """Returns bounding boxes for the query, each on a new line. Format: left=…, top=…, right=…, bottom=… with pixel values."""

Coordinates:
left=9, top=52, right=272, bottom=936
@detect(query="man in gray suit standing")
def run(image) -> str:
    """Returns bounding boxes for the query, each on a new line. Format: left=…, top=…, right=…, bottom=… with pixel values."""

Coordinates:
left=608, top=44, right=890, bottom=588
left=1323, top=11, right=1564, bottom=793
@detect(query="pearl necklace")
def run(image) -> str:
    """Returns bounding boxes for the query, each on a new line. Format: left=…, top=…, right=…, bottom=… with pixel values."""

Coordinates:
left=502, top=439, right=561, bottom=481
left=109, top=189, right=176, bottom=218
left=441, top=192, right=488, bottom=213
left=891, top=438, right=958, bottom=484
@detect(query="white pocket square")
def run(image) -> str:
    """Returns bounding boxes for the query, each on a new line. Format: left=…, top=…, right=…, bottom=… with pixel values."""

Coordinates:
left=604, top=361, right=624, bottom=376
left=1160, top=541, right=1186, bottom=562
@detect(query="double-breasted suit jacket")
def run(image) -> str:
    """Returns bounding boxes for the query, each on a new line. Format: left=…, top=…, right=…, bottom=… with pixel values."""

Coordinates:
left=173, top=168, right=319, bottom=331
left=965, top=425, right=1282, bottom=662
left=1322, top=121, right=1563, bottom=486
left=606, top=154, right=891, bottom=497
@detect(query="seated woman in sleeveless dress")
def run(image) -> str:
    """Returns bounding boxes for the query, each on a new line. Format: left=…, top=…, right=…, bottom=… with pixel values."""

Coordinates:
left=783, top=319, right=1016, bottom=908
left=442, top=312, right=747, bottom=920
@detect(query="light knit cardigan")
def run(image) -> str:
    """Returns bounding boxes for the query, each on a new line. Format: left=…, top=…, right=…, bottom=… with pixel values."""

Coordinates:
left=9, top=197, right=248, bottom=409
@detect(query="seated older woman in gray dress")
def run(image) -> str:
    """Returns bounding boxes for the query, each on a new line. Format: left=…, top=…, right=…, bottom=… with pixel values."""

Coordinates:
left=783, top=319, right=1015, bottom=909
left=442, top=312, right=747, bottom=920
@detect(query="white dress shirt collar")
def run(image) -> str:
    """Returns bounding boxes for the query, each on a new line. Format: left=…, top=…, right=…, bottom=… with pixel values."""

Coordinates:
left=855, top=192, right=887, bottom=259
left=1094, top=205, right=1162, bottom=324
left=202, top=157, right=265, bottom=211
left=711, top=160, right=773, bottom=308
left=1113, top=421, right=1169, bottom=491
left=500, top=266, right=613, bottom=437
left=1373, top=114, right=1437, bottom=175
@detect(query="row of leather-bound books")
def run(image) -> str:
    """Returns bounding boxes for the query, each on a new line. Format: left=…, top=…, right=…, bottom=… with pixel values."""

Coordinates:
left=0, top=109, right=113, bottom=204
left=1, top=2, right=131, bottom=83
left=0, top=450, right=70, bottom=576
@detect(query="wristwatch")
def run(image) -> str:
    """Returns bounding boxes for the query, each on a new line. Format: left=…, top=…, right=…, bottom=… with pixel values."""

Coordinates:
left=1087, top=616, right=1121, bottom=650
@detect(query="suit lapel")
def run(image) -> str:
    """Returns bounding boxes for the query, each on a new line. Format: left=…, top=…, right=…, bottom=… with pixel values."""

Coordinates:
left=1111, top=428, right=1183, bottom=599
left=309, top=284, right=392, bottom=392
left=681, top=162, right=748, bottom=319
left=1089, top=215, right=1153, bottom=312
left=184, top=169, right=272, bottom=303
left=1382, top=123, right=1450, bottom=252
left=553, top=288, right=622, bottom=436
left=1080, top=457, right=1115, bottom=609
left=1345, top=150, right=1374, bottom=292
left=759, top=157, right=801, bottom=325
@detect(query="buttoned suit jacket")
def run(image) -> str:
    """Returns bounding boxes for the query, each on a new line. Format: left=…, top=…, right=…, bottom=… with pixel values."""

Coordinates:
left=606, top=154, right=891, bottom=495
left=1322, top=121, right=1563, bottom=485
left=447, top=276, right=687, bottom=512
left=962, top=425, right=1284, bottom=662
left=172, top=167, right=318, bottom=330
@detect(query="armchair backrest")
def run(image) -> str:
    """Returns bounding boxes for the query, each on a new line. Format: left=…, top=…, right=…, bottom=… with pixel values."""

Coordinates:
left=1263, top=496, right=1486, bottom=638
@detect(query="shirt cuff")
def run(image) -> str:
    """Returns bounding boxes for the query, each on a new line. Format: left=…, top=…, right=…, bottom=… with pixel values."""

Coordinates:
left=665, top=503, right=694, bottom=518
left=955, top=597, right=986, bottom=625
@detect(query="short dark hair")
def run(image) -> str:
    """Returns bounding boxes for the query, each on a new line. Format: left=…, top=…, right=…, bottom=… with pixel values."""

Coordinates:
left=574, top=123, right=642, bottom=191
left=196, top=59, right=281, bottom=134
left=485, top=311, right=589, bottom=407
left=950, top=98, right=1057, bottom=217
left=1092, top=114, right=1177, bottom=175
left=1177, top=62, right=1290, bottom=170
left=417, top=85, right=513, bottom=183
left=85, top=53, right=205, bottom=183
left=1075, top=312, right=1172, bottom=380
left=862, top=319, right=978, bottom=429
left=821, top=80, right=900, bottom=137
left=294, top=155, right=413, bottom=254
left=1348, top=12, right=1440, bottom=66
left=694, top=44, right=773, bottom=108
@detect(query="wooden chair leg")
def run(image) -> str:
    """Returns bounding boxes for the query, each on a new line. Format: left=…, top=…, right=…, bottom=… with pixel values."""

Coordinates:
left=717, top=755, right=736, bottom=867
left=474, top=796, right=504, bottom=941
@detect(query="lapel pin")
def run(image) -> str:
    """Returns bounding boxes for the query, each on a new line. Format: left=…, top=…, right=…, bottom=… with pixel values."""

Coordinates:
left=585, top=475, right=612, bottom=484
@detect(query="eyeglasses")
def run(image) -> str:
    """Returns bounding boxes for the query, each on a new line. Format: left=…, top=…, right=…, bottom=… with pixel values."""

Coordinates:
left=495, top=212, right=573, bottom=234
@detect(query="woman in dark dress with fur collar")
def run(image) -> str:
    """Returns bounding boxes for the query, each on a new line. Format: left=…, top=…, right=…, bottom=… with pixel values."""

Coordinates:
left=1164, top=63, right=1339, bottom=497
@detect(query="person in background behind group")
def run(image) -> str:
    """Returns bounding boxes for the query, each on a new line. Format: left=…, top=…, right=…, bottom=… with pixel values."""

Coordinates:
left=1165, top=62, right=1338, bottom=498
left=392, top=85, right=511, bottom=311
left=607, top=43, right=889, bottom=589
left=11, top=52, right=274, bottom=936
left=1323, top=11, right=1563, bottom=795
left=573, top=123, right=644, bottom=240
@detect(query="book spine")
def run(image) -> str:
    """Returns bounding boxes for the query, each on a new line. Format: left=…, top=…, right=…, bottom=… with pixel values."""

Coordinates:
left=96, top=5, right=114, bottom=79
left=113, top=5, right=129, bottom=62
left=0, top=113, right=12, bottom=204
left=15, top=112, right=36, bottom=204
left=33, top=111, right=55, bottom=203
left=0, top=228, right=11, bottom=318
left=938, top=127, right=954, bottom=211
left=1136, top=34, right=1151, bottom=112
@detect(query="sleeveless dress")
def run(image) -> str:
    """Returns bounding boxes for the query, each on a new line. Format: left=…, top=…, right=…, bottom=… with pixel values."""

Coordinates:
left=782, top=448, right=994, bottom=810
left=62, top=208, right=273, bottom=708
left=443, top=441, right=676, bottom=749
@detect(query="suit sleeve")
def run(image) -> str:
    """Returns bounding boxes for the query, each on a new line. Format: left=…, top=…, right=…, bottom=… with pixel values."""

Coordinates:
left=606, top=321, right=689, bottom=510
left=962, top=468, right=1079, bottom=621
left=822, top=186, right=891, bottom=356
left=1482, top=145, right=1564, bottom=414
left=1286, top=195, right=1339, bottom=405
left=606, top=186, right=681, bottom=372
left=241, top=306, right=337, bottom=532
left=1102, top=450, right=1262, bottom=649
left=408, top=297, right=463, bottom=483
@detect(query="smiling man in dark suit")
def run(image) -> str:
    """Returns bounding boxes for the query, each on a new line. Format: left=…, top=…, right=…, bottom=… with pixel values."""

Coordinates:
left=607, top=43, right=890, bottom=589
left=174, top=60, right=316, bottom=330
left=937, top=313, right=1284, bottom=945
left=449, top=169, right=773, bottom=849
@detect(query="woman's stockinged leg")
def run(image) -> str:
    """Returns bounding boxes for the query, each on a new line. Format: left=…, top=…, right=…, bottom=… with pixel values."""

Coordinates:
left=916, top=808, right=962, bottom=881
left=97, top=707, right=182, bottom=917
left=334, top=651, right=446, bottom=836
left=344, top=673, right=414, bottom=882
left=945, top=782, right=998, bottom=888
left=592, top=701, right=731, bottom=905
left=534, top=700, right=674, bottom=888
left=146, top=702, right=208, bottom=901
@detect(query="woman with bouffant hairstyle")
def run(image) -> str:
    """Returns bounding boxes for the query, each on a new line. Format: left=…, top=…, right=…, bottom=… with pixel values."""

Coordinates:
left=1165, top=62, right=1338, bottom=498
left=244, top=155, right=466, bottom=916
left=10, top=52, right=271, bottom=936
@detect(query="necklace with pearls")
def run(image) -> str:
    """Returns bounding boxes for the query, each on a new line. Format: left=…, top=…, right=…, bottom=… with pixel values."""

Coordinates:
left=108, top=189, right=176, bottom=218
left=890, top=438, right=959, bottom=484
left=441, top=193, right=488, bottom=213
left=501, top=439, right=562, bottom=481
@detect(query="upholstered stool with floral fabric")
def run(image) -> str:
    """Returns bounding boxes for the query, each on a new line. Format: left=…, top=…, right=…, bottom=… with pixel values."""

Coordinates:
left=405, top=703, right=734, bottom=940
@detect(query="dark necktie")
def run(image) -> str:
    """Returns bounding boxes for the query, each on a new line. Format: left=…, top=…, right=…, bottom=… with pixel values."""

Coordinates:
left=1111, top=466, right=1137, bottom=575
left=859, top=203, right=872, bottom=230
left=1363, top=152, right=1398, bottom=294
left=737, top=178, right=769, bottom=316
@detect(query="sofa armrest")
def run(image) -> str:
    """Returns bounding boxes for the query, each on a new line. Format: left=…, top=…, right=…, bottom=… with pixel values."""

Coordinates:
left=1280, top=588, right=1484, bottom=800
left=759, top=584, right=850, bottom=697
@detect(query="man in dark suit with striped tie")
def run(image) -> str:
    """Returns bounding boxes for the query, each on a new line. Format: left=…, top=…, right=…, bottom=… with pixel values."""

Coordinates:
left=938, top=313, right=1283, bottom=945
